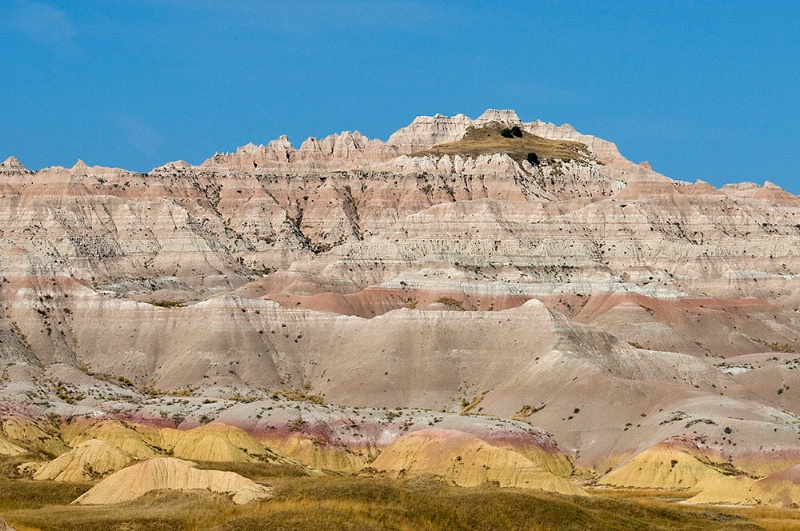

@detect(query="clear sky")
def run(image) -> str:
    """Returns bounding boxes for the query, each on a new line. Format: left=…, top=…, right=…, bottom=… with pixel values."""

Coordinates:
left=1, top=1, right=798, bottom=193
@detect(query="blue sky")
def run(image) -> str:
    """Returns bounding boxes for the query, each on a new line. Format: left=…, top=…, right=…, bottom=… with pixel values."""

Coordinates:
left=1, top=1, right=798, bottom=193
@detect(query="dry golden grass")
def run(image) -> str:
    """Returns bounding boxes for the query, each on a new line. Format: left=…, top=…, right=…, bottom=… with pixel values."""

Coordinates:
left=0, top=473, right=776, bottom=531
left=192, top=460, right=308, bottom=481
left=412, top=123, right=592, bottom=165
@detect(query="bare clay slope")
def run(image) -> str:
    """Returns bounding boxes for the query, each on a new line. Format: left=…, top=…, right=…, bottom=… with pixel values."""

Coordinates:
left=1, top=110, right=800, bottom=485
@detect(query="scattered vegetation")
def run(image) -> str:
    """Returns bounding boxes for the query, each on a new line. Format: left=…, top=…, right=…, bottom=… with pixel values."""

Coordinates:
left=413, top=123, right=592, bottom=166
left=770, top=342, right=795, bottom=353
left=53, top=381, right=85, bottom=404
left=512, top=403, right=546, bottom=421
left=276, top=389, right=325, bottom=405
left=148, top=300, right=185, bottom=308
left=225, top=393, right=259, bottom=403
left=459, top=395, right=483, bottom=415
left=288, top=417, right=308, bottom=432
left=500, top=125, right=523, bottom=138
left=435, top=296, right=463, bottom=310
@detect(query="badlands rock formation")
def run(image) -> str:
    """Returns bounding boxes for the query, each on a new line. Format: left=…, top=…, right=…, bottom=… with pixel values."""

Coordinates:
left=32, top=438, right=133, bottom=482
left=370, top=428, right=584, bottom=495
left=1, top=109, right=800, bottom=499
left=72, top=457, right=272, bottom=505
left=686, top=465, right=800, bottom=507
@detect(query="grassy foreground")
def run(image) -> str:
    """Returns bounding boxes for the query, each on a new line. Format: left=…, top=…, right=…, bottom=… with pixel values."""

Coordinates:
left=3, top=471, right=794, bottom=531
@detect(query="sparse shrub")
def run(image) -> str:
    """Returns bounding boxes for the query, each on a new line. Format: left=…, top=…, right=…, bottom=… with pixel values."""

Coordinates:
left=510, top=125, right=523, bottom=137
left=500, top=128, right=513, bottom=138
left=770, top=342, right=795, bottom=353
left=288, top=417, right=307, bottom=432
left=149, top=300, right=184, bottom=308
left=277, top=389, right=324, bottom=404
left=434, top=296, right=463, bottom=309
left=526, top=152, right=539, bottom=165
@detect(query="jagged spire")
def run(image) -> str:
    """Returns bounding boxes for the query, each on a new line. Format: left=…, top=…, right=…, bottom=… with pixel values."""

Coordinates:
left=0, top=156, right=26, bottom=170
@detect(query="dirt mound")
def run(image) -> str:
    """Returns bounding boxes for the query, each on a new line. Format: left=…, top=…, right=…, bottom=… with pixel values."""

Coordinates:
left=0, top=417, right=69, bottom=457
left=33, top=439, right=134, bottom=482
left=262, top=435, right=367, bottom=472
left=162, top=423, right=274, bottom=463
left=72, top=457, right=272, bottom=505
left=63, top=418, right=160, bottom=460
left=0, top=435, right=27, bottom=457
left=684, top=475, right=757, bottom=505
left=598, top=441, right=724, bottom=490
left=751, top=464, right=800, bottom=507
left=687, top=465, right=800, bottom=507
left=370, top=428, right=585, bottom=496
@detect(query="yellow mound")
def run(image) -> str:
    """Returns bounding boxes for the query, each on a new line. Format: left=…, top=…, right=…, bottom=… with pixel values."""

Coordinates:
left=598, top=442, right=724, bottom=490
left=160, top=423, right=272, bottom=463
left=751, top=465, right=800, bottom=507
left=261, top=435, right=367, bottom=472
left=33, top=439, right=134, bottom=482
left=0, top=417, right=69, bottom=457
left=73, top=457, right=272, bottom=505
left=0, top=435, right=27, bottom=457
left=684, top=475, right=758, bottom=505
left=370, top=428, right=585, bottom=496
left=64, top=419, right=160, bottom=459
left=687, top=466, right=800, bottom=508
left=495, top=441, right=574, bottom=477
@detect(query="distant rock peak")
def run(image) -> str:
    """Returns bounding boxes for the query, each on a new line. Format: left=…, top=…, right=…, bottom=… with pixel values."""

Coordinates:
left=71, top=159, right=89, bottom=173
left=172, top=109, right=666, bottom=186
left=475, top=109, right=522, bottom=124
left=1, top=156, right=26, bottom=170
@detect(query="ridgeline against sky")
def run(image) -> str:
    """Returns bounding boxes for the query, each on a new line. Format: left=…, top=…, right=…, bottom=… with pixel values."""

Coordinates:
left=1, top=1, right=798, bottom=193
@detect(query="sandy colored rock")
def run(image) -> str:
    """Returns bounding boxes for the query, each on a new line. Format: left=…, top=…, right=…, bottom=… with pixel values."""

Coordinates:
left=33, top=439, right=134, bottom=482
left=687, top=465, right=800, bottom=507
left=72, top=457, right=272, bottom=505
left=751, top=465, right=800, bottom=507
left=1, top=108, right=800, bottom=492
left=0, top=435, right=27, bottom=457
left=15, top=461, right=42, bottom=476
left=0, top=417, right=69, bottom=457
left=162, top=423, right=272, bottom=463
left=370, top=428, right=585, bottom=496
left=684, top=475, right=758, bottom=505
left=0, top=515, right=16, bottom=531
left=63, top=419, right=160, bottom=460
left=598, top=441, right=725, bottom=490
left=260, top=435, right=367, bottom=472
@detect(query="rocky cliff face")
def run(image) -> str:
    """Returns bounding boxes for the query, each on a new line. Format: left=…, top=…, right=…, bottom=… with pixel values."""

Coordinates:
left=1, top=110, right=800, bottom=487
